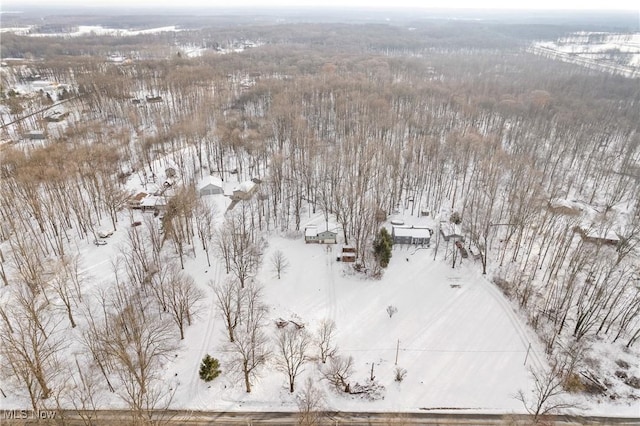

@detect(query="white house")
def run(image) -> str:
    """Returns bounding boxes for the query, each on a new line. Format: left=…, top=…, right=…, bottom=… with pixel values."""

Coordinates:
left=305, top=225, right=338, bottom=244
left=392, top=226, right=432, bottom=246
left=140, top=195, right=167, bottom=212
left=198, top=175, right=224, bottom=196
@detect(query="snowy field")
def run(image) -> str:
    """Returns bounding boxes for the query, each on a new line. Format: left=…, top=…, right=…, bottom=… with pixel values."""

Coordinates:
left=531, top=32, right=640, bottom=78
left=61, top=186, right=545, bottom=414
left=43, top=202, right=534, bottom=414
left=4, top=176, right=633, bottom=417
left=0, top=156, right=637, bottom=418
left=170, top=235, right=541, bottom=413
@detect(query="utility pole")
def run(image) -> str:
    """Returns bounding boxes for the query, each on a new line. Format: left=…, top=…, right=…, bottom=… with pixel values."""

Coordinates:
left=523, top=343, right=532, bottom=366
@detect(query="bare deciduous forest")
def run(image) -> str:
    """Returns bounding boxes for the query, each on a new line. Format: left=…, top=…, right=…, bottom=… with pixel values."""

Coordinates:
left=0, top=7, right=638, bottom=422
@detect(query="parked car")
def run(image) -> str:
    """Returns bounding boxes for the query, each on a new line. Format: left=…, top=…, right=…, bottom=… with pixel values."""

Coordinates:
left=97, top=230, right=114, bottom=238
left=131, top=221, right=142, bottom=227
left=94, top=239, right=107, bottom=246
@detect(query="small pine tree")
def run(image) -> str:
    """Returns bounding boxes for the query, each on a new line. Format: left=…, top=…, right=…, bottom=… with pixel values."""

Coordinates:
left=199, top=354, right=221, bottom=382
left=374, top=228, right=393, bottom=268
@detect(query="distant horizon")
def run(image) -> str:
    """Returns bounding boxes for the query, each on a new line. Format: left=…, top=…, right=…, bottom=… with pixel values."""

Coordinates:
left=2, top=0, right=639, bottom=11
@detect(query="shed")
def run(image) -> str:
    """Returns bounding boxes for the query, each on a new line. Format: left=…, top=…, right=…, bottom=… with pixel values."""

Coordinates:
left=341, top=252, right=356, bottom=262
left=340, top=245, right=356, bottom=262
left=574, top=226, right=620, bottom=246
left=199, top=175, right=224, bottom=196
left=440, top=222, right=464, bottom=242
left=26, top=130, right=46, bottom=140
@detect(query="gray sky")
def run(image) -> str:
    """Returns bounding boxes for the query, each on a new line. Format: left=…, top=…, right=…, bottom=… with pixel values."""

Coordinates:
left=4, top=0, right=639, bottom=9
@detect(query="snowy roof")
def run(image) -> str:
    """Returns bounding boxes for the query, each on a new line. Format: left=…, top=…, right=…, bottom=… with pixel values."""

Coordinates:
left=305, top=226, right=318, bottom=237
left=165, top=158, right=179, bottom=171
left=583, top=227, right=620, bottom=242
left=140, top=196, right=167, bottom=207
left=131, top=192, right=148, bottom=201
left=198, top=175, right=223, bottom=190
left=440, top=222, right=462, bottom=236
left=235, top=181, right=256, bottom=193
left=393, top=226, right=431, bottom=238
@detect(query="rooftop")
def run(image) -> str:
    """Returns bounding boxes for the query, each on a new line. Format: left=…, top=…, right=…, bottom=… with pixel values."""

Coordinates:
left=198, top=175, right=223, bottom=190
left=393, top=226, right=432, bottom=238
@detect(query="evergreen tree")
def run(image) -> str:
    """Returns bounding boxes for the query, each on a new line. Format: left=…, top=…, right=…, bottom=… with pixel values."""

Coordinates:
left=199, top=354, right=221, bottom=382
left=374, top=228, right=393, bottom=268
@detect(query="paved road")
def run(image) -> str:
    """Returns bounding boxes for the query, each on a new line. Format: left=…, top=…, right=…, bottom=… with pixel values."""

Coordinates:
left=3, top=410, right=639, bottom=425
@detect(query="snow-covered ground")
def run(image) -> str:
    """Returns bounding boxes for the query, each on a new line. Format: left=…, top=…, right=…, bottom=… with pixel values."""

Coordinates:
left=167, top=230, right=541, bottom=413
left=0, top=25, right=182, bottom=37
left=2, top=157, right=637, bottom=416
left=531, top=32, right=640, bottom=78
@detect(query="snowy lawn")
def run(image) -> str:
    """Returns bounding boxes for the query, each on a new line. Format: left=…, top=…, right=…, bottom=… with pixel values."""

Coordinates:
left=166, top=231, right=542, bottom=414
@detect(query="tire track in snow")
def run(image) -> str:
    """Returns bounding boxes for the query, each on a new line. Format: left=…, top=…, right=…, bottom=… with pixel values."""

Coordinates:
left=325, top=249, right=338, bottom=323
left=476, top=270, right=545, bottom=373
left=188, top=260, right=223, bottom=410
left=399, top=277, right=472, bottom=354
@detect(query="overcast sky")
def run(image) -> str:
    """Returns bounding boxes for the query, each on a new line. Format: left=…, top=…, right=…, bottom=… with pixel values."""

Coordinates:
left=4, top=0, right=639, bottom=10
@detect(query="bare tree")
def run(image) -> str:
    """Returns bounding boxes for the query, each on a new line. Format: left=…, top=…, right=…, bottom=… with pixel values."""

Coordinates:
left=516, top=349, right=581, bottom=422
left=229, top=216, right=263, bottom=288
left=231, top=283, right=270, bottom=393
left=101, top=173, right=130, bottom=231
left=297, top=377, right=326, bottom=426
left=213, top=225, right=232, bottom=274
left=213, top=278, right=243, bottom=343
left=88, top=282, right=178, bottom=424
left=276, top=326, right=311, bottom=393
left=68, top=354, right=103, bottom=425
left=322, top=354, right=353, bottom=393
left=271, top=249, right=290, bottom=280
left=195, top=199, right=218, bottom=267
left=163, top=185, right=198, bottom=269
left=214, top=212, right=262, bottom=287
left=316, top=318, right=337, bottom=364
left=50, top=255, right=85, bottom=328
left=0, top=285, right=66, bottom=410
left=163, top=266, right=204, bottom=340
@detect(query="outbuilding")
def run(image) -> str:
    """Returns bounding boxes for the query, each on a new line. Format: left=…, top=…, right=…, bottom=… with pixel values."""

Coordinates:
left=198, top=175, right=224, bottom=196
left=440, top=222, right=465, bottom=242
